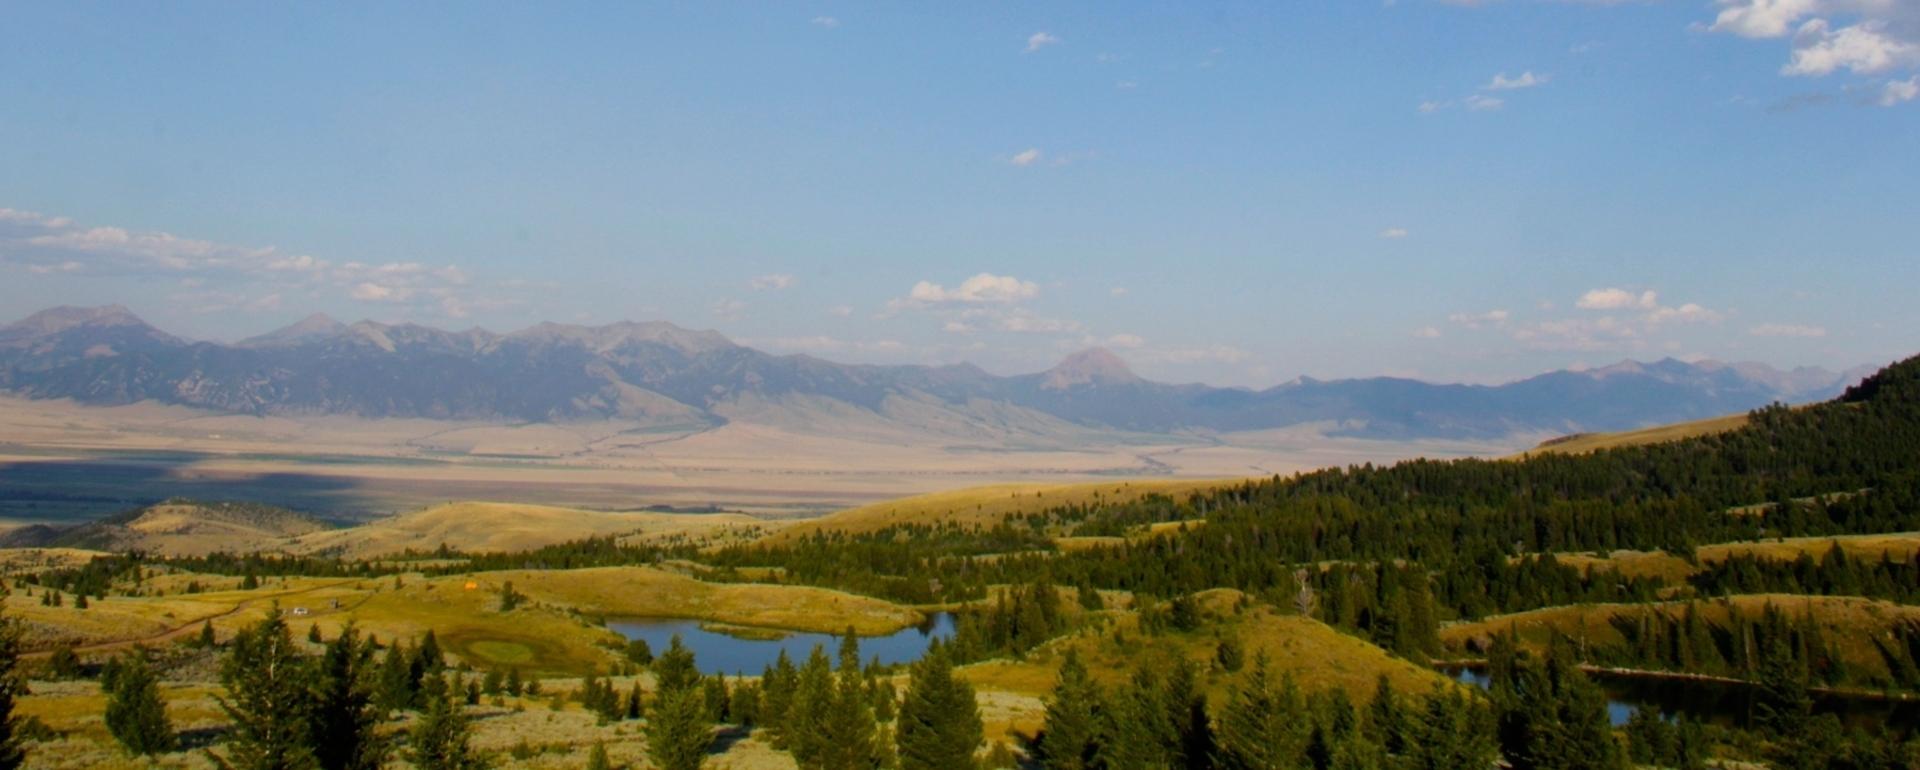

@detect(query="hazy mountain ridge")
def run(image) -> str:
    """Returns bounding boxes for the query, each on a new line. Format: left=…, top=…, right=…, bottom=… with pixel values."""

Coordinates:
left=0, top=306, right=1872, bottom=440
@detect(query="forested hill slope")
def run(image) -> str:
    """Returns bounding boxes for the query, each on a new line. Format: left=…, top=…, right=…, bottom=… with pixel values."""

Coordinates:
left=727, top=354, right=1920, bottom=604
left=1045, top=352, right=1920, bottom=574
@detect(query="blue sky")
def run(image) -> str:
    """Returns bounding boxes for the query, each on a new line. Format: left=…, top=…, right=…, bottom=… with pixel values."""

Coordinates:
left=1, top=2, right=1915, bottom=386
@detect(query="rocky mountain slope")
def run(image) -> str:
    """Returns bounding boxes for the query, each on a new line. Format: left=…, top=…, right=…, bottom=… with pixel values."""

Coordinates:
left=0, top=306, right=1876, bottom=440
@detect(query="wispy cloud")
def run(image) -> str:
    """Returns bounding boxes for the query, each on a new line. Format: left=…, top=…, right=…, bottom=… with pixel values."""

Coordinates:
left=1379, top=227, right=1409, bottom=239
left=1025, top=32, right=1061, bottom=53
left=1010, top=148, right=1043, bottom=167
left=1750, top=322, right=1828, bottom=337
left=1, top=206, right=487, bottom=319
left=898, top=273, right=1040, bottom=306
left=811, top=16, right=840, bottom=29
left=750, top=273, right=795, bottom=291
left=1484, top=71, right=1550, bottom=90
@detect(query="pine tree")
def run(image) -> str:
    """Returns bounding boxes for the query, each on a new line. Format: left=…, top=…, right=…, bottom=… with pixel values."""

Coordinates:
left=817, top=632, right=883, bottom=769
left=761, top=650, right=799, bottom=746
left=896, top=645, right=983, bottom=770
left=585, top=741, right=611, bottom=770
left=407, top=679, right=483, bottom=770
left=312, top=625, right=388, bottom=770
left=199, top=620, right=217, bottom=649
left=702, top=676, right=729, bottom=724
left=104, top=653, right=176, bottom=755
left=1214, top=653, right=1308, bottom=770
left=645, top=686, right=710, bottom=770
left=654, top=635, right=701, bottom=694
left=1038, top=650, right=1101, bottom=770
left=0, top=598, right=24, bottom=770
left=787, top=646, right=836, bottom=767
left=213, top=608, right=319, bottom=770
left=626, top=680, right=645, bottom=721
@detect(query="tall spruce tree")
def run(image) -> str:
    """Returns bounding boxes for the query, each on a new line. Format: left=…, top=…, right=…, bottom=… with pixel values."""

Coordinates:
left=1038, top=650, right=1101, bottom=770
left=761, top=650, right=799, bottom=746
left=104, top=653, right=176, bottom=755
left=312, top=625, right=388, bottom=770
left=896, top=645, right=983, bottom=770
left=646, top=685, right=710, bottom=770
left=213, top=608, right=319, bottom=770
left=1214, top=653, right=1309, bottom=770
left=817, top=632, right=883, bottom=770
left=786, top=645, right=836, bottom=767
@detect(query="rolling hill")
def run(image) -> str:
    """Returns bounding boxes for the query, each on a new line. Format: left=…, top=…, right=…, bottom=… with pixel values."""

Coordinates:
left=0, top=499, right=333, bottom=556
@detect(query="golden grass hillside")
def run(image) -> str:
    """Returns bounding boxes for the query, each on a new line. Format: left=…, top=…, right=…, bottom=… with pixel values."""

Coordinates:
left=760, top=479, right=1232, bottom=545
left=9, top=563, right=923, bottom=676
left=96, top=500, right=330, bottom=556
left=292, top=501, right=774, bottom=558
left=1514, top=412, right=1749, bottom=457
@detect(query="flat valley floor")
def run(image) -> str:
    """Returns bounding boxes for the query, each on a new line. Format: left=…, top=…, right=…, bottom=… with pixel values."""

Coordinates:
left=0, top=396, right=1523, bottom=523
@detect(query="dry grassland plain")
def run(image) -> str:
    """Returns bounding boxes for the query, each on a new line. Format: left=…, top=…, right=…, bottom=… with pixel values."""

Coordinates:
left=0, top=396, right=1522, bottom=523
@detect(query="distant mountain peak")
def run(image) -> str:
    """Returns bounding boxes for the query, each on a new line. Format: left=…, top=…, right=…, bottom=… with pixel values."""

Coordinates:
left=1043, top=347, right=1140, bottom=390
left=509, top=319, right=736, bottom=356
left=237, top=313, right=347, bottom=348
left=4, top=304, right=146, bottom=335
left=0, top=304, right=177, bottom=349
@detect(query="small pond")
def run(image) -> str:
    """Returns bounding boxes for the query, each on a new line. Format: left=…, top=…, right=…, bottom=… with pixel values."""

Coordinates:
left=1445, top=666, right=1920, bottom=731
left=607, top=613, right=957, bottom=676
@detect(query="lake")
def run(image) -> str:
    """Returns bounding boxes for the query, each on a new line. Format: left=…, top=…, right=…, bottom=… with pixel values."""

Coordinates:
left=1446, top=666, right=1920, bottom=730
left=607, top=613, right=957, bottom=676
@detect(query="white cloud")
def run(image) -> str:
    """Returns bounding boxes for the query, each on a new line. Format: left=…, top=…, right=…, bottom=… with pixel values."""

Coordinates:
left=1, top=206, right=488, bottom=315
left=1705, top=1, right=1920, bottom=87
left=1782, top=19, right=1919, bottom=75
left=1418, top=100, right=1450, bottom=114
left=1647, top=302, right=1722, bottom=324
left=710, top=298, right=745, bottom=319
left=1025, top=32, right=1061, bottom=53
left=24, top=260, right=84, bottom=275
left=1413, top=326, right=1442, bottom=339
left=1464, top=94, right=1505, bottom=111
left=1099, top=333, right=1146, bottom=349
left=811, top=16, right=840, bottom=28
left=1110, top=287, right=1129, bottom=297
left=1010, top=148, right=1043, bottom=167
left=1448, top=309, right=1511, bottom=329
left=903, top=273, right=1040, bottom=305
left=826, top=304, right=854, bottom=317
left=750, top=273, right=795, bottom=291
left=1484, top=71, right=1550, bottom=90
left=351, top=282, right=405, bottom=302
left=1379, top=227, right=1409, bottom=239
left=1710, top=0, right=1822, bottom=38
left=943, top=321, right=975, bottom=334
left=1883, top=75, right=1920, bottom=104
left=1750, top=322, right=1828, bottom=337
left=1577, top=288, right=1660, bottom=310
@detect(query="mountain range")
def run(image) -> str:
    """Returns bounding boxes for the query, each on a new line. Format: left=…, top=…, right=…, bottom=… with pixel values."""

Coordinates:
left=0, top=305, right=1878, bottom=441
